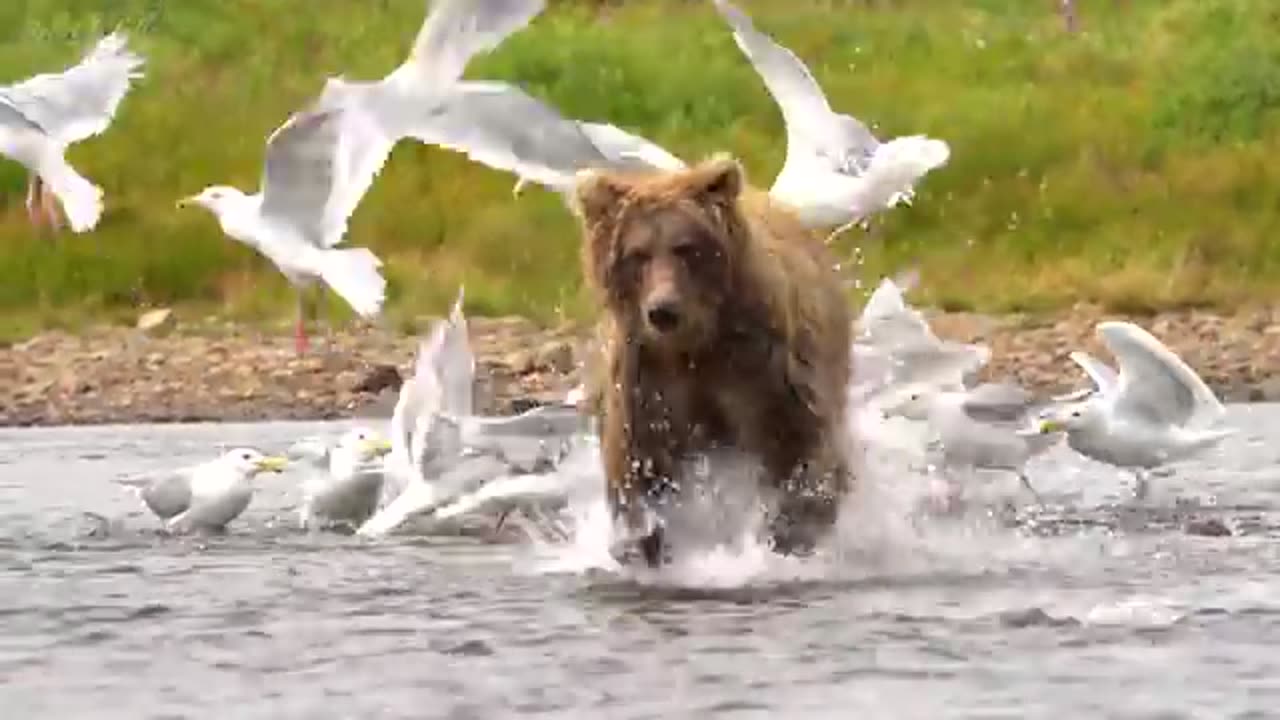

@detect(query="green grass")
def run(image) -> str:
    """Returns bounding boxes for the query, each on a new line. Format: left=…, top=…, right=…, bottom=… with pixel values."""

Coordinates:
left=2, top=0, right=1279, bottom=340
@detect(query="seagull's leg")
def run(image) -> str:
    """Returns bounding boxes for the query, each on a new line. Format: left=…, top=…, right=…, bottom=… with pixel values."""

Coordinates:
left=294, top=289, right=310, bottom=356
left=493, top=507, right=513, bottom=536
left=40, top=179, right=62, bottom=232
left=1132, top=469, right=1151, bottom=502
left=24, top=176, right=40, bottom=227
left=1016, top=471, right=1044, bottom=504
left=824, top=218, right=863, bottom=245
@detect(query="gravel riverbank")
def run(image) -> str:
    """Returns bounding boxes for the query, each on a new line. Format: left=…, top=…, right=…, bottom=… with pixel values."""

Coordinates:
left=2, top=304, right=1277, bottom=427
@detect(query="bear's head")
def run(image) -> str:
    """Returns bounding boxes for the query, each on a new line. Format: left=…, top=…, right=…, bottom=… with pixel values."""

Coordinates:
left=573, top=154, right=748, bottom=354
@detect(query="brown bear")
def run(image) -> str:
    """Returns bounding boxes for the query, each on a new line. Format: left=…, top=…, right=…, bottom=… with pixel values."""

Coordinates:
left=572, top=153, right=855, bottom=568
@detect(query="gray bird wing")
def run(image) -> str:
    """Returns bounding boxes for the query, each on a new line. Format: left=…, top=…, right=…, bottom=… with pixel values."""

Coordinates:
left=1098, top=321, right=1225, bottom=428
left=959, top=382, right=1036, bottom=426
left=136, top=472, right=193, bottom=520
left=1068, top=350, right=1119, bottom=395
left=400, top=80, right=670, bottom=192
left=257, top=101, right=396, bottom=251
left=403, top=0, right=547, bottom=87
left=711, top=0, right=877, bottom=175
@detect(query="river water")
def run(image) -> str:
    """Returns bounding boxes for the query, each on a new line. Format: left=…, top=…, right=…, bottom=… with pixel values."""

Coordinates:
left=1, top=406, right=1278, bottom=719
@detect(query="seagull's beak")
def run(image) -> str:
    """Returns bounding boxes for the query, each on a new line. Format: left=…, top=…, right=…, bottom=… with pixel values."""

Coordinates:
left=254, top=455, right=289, bottom=473
left=1036, top=419, right=1065, bottom=435
left=175, top=195, right=197, bottom=209
left=359, top=437, right=393, bottom=459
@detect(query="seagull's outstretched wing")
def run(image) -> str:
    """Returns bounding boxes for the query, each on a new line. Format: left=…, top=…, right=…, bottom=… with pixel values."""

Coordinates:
left=0, top=31, right=145, bottom=146
left=711, top=0, right=877, bottom=177
left=401, top=81, right=678, bottom=192
left=259, top=100, right=397, bottom=251
left=1098, top=321, right=1225, bottom=429
left=577, top=122, right=687, bottom=172
left=258, top=104, right=345, bottom=246
left=439, top=286, right=476, bottom=417
left=402, top=0, right=547, bottom=87
left=1068, top=350, right=1119, bottom=396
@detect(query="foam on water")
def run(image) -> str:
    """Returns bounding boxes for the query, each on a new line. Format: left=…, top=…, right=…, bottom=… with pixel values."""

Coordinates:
left=499, top=393, right=1060, bottom=593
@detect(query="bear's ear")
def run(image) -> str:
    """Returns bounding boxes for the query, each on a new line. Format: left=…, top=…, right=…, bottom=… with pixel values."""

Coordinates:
left=572, top=170, right=629, bottom=227
left=686, top=154, right=744, bottom=208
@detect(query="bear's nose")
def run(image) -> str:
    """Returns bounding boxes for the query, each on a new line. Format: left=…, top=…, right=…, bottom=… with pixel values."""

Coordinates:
left=646, top=303, right=681, bottom=332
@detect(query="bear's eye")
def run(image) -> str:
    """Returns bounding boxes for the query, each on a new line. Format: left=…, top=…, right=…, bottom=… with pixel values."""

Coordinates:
left=672, top=242, right=700, bottom=261
left=623, top=249, right=651, bottom=267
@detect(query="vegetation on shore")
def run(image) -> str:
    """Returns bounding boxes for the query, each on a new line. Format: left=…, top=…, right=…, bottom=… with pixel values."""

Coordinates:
left=1, top=0, right=1278, bottom=340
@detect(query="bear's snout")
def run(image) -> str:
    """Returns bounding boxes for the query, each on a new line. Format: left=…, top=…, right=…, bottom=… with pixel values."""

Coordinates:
left=644, top=299, right=682, bottom=333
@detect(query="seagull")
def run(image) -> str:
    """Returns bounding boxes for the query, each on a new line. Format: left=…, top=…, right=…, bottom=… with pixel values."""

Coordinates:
left=310, top=0, right=685, bottom=202
left=115, top=447, right=288, bottom=533
left=177, top=103, right=389, bottom=355
left=711, top=0, right=950, bottom=241
left=881, top=381, right=1062, bottom=507
left=287, top=427, right=394, bottom=531
left=360, top=288, right=581, bottom=537
left=177, top=0, right=548, bottom=355
left=1032, top=320, right=1236, bottom=500
left=0, top=31, right=144, bottom=234
left=852, top=273, right=989, bottom=405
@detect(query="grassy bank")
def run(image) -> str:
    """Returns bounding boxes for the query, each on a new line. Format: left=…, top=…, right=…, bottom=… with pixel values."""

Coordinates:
left=1, top=0, right=1278, bottom=340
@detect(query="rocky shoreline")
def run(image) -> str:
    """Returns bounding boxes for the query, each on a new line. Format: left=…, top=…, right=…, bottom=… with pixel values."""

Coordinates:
left=1, top=304, right=1277, bottom=427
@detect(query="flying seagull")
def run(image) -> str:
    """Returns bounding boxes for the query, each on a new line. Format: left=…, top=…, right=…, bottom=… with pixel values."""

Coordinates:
left=711, top=0, right=950, bottom=241
left=176, top=103, right=391, bottom=355
left=174, top=0, right=552, bottom=355
left=0, top=31, right=144, bottom=234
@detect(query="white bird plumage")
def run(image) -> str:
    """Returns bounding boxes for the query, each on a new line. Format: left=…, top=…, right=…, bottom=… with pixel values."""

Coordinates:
left=711, top=0, right=949, bottom=239
left=852, top=274, right=989, bottom=405
left=1034, top=320, right=1236, bottom=499
left=177, top=103, right=390, bottom=354
left=115, top=447, right=288, bottom=533
left=881, top=380, right=1061, bottom=505
left=0, top=31, right=145, bottom=233
left=360, top=287, right=581, bottom=538
left=288, top=427, right=394, bottom=530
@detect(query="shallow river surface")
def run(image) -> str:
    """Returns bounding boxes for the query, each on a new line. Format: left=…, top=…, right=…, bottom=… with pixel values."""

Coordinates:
left=1, top=406, right=1279, bottom=719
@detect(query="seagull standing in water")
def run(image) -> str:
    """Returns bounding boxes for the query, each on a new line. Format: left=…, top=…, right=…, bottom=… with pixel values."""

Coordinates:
left=1032, top=321, right=1236, bottom=500
left=711, top=0, right=950, bottom=241
left=0, top=31, right=144, bottom=234
left=115, top=447, right=288, bottom=533
left=287, top=427, right=394, bottom=531
left=882, top=381, right=1062, bottom=506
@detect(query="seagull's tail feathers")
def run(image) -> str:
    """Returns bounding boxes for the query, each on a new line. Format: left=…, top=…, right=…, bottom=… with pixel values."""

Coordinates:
left=37, top=155, right=104, bottom=232
left=316, top=247, right=387, bottom=319
left=862, top=136, right=950, bottom=210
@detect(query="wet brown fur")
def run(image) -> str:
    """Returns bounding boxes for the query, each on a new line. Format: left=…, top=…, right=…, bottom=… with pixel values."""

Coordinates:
left=572, top=154, right=854, bottom=566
